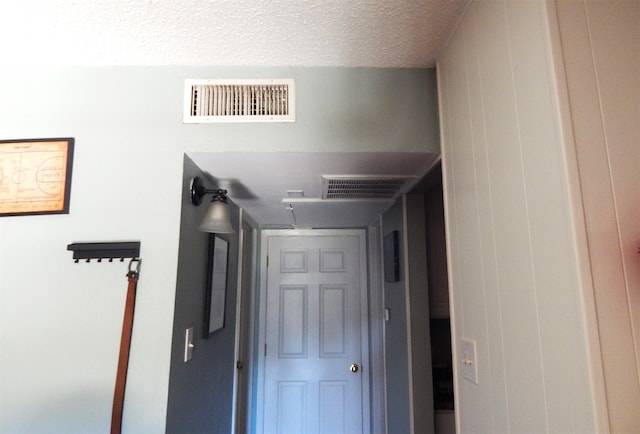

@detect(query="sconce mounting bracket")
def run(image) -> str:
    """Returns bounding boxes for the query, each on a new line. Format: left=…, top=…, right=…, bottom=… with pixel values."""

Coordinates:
left=190, top=176, right=207, bottom=206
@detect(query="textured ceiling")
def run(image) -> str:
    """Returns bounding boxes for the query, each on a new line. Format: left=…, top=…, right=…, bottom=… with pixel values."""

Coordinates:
left=0, top=0, right=465, bottom=67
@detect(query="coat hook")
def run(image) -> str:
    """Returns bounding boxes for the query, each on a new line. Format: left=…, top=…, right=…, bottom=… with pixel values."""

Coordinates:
left=67, top=241, right=141, bottom=263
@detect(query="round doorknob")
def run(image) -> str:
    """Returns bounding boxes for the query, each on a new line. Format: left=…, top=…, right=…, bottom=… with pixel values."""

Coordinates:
left=350, top=363, right=359, bottom=373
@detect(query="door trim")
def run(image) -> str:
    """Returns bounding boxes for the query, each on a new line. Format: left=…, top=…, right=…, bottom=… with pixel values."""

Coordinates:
left=231, top=210, right=259, bottom=434
left=256, top=229, right=371, bottom=434
left=368, top=219, right=388, bottom=434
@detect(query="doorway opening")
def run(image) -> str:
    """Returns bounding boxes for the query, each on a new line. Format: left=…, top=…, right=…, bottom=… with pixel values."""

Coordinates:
left=167, top=154, right=454, bottom=434
left=408, top=161, right=455, bottom=432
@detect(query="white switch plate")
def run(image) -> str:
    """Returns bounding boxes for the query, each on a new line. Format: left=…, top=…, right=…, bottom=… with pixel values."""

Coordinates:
left=184, top=327, right=194, bottom=362
left=460, top=338, right=478, bottom=384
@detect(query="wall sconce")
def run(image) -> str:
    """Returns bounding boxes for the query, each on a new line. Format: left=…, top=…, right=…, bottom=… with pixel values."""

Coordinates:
left=190, top=176, right=234, bottom=233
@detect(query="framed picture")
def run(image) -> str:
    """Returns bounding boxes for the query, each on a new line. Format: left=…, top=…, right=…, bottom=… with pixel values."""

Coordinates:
left=204, top=235, right=229, bottom=337
left=383, top=230, right=400, bottom=282
left=0, top=138, right=74, bottom=216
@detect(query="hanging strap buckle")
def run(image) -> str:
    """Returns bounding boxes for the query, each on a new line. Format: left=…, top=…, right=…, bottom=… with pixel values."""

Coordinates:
left=127, top=258, right=141, bottom=278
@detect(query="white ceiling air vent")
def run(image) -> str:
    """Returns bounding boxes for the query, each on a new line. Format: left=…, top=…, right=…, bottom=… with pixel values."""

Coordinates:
left=184, top=78, right=295, bottom=123
left=321, top=175, right=416, bottom=200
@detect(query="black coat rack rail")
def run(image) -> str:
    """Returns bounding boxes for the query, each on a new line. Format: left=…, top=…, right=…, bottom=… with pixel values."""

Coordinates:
left=67, top=241, right=140, bottom=263
left=67, top=241, right=141, bottom=434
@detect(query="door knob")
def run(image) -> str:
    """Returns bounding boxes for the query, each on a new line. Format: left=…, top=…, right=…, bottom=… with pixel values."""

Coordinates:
left=350, top=363, right=359, bottom=373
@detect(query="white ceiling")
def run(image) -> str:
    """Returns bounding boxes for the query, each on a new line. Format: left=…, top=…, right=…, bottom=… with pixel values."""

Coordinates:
left=0, top=1, right=465, bottom=68
left=2, top=1, right=463, bottom=228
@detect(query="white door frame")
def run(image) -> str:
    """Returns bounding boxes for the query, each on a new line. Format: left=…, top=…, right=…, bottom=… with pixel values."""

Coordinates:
left=255, top=228, right=371, bottom=434
left=367, top=219, right=388, bottom=434
left=231, top=209, right=259, bottom=434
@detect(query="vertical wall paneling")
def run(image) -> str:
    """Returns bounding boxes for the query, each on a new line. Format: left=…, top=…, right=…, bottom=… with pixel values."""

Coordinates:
left=438, top=1, right=597, bottom=432
left=586, top=2, right=640, bottom=375
left=543, top=2, right=610, bottom=430
left=437, top=50, right=465, bottom=434
left=464, top=5, right=511, bottom=432
left=553, top=0, right=640, bottom=431
left=504, top=2, right=598, bottom=431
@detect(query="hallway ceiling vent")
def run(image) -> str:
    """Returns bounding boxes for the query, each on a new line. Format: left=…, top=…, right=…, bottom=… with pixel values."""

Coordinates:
left=184, top=79, right=295, bottom=123
left=321, top=175, right=416, bottom=200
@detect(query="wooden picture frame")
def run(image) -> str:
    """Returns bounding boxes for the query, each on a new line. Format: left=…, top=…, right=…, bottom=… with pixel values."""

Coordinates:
left=203, top=235, right=229, bottom=337
left=0, top=138, right=74, bottom=216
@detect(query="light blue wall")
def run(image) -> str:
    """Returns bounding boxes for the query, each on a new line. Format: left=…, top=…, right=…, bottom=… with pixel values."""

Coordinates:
left=0, top=66, right=439, bottom=433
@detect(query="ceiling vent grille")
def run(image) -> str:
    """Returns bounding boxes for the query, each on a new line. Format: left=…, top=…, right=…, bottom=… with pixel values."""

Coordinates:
left=322, top=175, right=415, bottom=200
left=184, top=79, right=295, bottom=123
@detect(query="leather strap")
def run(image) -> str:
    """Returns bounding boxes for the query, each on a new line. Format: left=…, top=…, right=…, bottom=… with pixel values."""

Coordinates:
left=111, top=263, right=140, bottom=434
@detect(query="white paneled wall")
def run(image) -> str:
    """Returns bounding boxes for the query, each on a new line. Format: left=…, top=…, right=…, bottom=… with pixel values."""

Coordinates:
left=438, top=1, right=596, bottom=432
left=552, top=1, right=640, bottom=431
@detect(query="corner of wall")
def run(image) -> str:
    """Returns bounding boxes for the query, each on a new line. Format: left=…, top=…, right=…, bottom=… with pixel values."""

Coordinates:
left=166, top=155, right=242, bottom=433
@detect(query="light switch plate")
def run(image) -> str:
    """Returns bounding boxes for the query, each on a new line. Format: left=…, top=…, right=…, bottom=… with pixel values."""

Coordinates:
left=184, top=327, right=194, bottom=362
left=460, top=338, right=478, bottom=384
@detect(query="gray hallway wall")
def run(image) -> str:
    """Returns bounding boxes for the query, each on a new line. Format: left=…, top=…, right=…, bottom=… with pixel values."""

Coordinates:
left=165, top=155, right=241, bottom=433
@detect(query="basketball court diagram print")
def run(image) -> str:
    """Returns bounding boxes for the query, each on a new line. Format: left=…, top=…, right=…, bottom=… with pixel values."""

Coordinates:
left=0, top=138, right=74, bottom=216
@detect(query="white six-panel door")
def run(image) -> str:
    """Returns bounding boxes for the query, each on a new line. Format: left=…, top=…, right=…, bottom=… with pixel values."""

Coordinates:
left=258, top=230, right=369, bottom=434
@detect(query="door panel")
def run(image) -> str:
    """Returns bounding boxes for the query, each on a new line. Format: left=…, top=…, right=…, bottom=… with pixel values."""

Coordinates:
left=260, top=230, right=368, bottom=434
left=279, top=285, right=308, bottom=357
